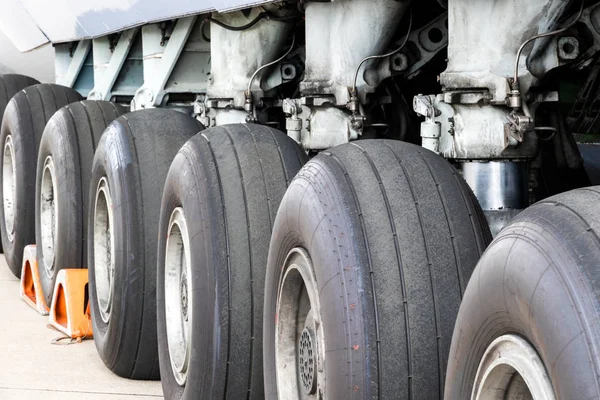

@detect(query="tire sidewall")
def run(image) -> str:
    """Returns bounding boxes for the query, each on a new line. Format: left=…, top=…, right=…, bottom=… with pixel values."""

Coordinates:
left=0, top=100, right=31, bottom=276
left=157, top=142, right=225, bottom=400
left=88, top=125, right=143, bottom=375
left=263, top=160, right=372, bottom=399
left=36, top=116, right=82, bottom=305
left=446, top=213, right=600, bottom=399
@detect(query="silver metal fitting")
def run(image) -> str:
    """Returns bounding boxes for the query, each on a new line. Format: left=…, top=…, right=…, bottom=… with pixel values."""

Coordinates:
left=505, top=112, right=533, bottom=143
left=413, top=95, right=440, bottom=121
left=506, top=89, right=522, bottom=109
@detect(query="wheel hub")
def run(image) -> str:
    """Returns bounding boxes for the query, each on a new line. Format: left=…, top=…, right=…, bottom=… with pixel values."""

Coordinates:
left=275, top=247, right=324, bottom=399
left=165, top=207, right=192, bottom=386
left=3, top=135, right=16, bottom=242
left=93, top=177, right=115, bottom=324
left=40, top=156, right=58, bottom=273
left=472, top=334, right=555, bottom=400
left=298, top=327, right=317, bottom=394
left=180, top=269, right=188, bottom=322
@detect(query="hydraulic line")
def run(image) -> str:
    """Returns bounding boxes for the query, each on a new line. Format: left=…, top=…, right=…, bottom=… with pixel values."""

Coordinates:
left=352, top=11, right=413, bottom=93
left=208, top=12, right=297, bottom=32
left=247, top=33, right=297, bottom=96
left=244, top=33, right=297, bottom=121
left=513, top=0, right=584, bottom=85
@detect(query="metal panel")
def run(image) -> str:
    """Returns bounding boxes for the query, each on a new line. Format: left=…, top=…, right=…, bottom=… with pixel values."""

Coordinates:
left=215, top=0, right=276, bottom=12
left=0, top=0, right=48, bottom=51
left=1, top=0, right=277, bottom=50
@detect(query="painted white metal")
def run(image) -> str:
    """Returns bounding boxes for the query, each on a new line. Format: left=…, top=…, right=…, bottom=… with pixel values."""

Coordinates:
left=0, top=0, right=278, bottom=51
left=275, top=248, right=325, bottom=399
left=131, top=17, right=197, bottom=110
left=197, top=8, right=294, bottom=126
left=89, top=28, right=139, bottom=101
left=414, top=0, right=576, bottom=160
left=208, top=9, right=293, bottom=106
left=282, top=100, right=360, bottom=150
left=93, top=177, right=115, bottom=325
left=55, top=40, right=91, bottom=88
left=164, top=207, right=192, bottom=387
left=441, top=0, right=570, bottom=102
left=301, top=0, right=410, bottom=105
left=2, top=135, right=16, bottom=243
left=282, top=0, right=409, bottom=149
left=40, top=156, right=58, bottom=275
left=472, top=335, right=555, bottom=400
left=0, top=0, right=48, bottom=52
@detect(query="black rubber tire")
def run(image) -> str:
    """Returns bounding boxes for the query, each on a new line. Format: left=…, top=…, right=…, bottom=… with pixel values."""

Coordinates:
left=88, top=109, right=201, bottom=379
left=579, top=144, right=600, bottom=185
left=157, top=124, right=307, bottom=399
left=0, top=74, right=40, bottom=254
left=0, top=74, right=40, bottom=118
left=263, top=140, right=492, bottom=399
left=35, top=101, right=126, bottom=306
left=445, top=186, right=600, bottom=399
left=0, top=83, right=82, bottom=277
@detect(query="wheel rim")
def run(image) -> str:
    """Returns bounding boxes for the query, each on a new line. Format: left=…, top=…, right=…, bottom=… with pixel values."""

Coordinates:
left=275, top=248, right=324, bottom=399
left=165, top=207, right=192, bottom=386
left=3, top=135, right=16, bottom=242
left=93, top=177, right=115, bottom=324
left=472, top=334, right=556, bottom=400
left=40, top=156, right=58, bottom=273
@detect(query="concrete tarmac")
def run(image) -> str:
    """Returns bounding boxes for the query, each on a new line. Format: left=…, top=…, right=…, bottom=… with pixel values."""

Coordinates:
left=0, top=256, right=163, bottom=399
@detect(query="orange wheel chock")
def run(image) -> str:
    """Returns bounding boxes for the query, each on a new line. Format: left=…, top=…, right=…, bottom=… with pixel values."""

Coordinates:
left=19, top=245, right=50, bottom=315
left=48, top=269, right=93, bottom=339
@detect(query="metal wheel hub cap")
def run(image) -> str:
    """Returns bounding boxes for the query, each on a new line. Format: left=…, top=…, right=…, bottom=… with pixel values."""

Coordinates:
left=472, top=334, right=555, bottom=400
left=93, top=177, right=115, bottom=324
left=3, top=135, right=16, bottom=242
left=165, top=207, right=192, bottom=386
left=40, top=156, right=58, bottom=273
left=299, top=327, right=317, bottom=394
left=275, top=247, right=324, bottom=399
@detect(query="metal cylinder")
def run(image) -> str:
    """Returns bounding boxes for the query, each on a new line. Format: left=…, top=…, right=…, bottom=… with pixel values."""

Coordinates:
left=458, top=161, right=529, bottom=236
left=421, top=120, right=441, bottom=154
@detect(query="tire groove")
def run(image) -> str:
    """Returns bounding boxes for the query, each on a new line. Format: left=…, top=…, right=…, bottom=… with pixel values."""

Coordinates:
left=324, top=150, right=383, bottom=399
left=223, top=127, right=255, bottom=399
left=79, top=102, right=96, bottom=152
left=264, top=126, right=290, bottom=187
left=353, top=142, right=415, bottom=399
left=33, top=86, right=46, bottom=122
left=95, top=102, right=110, bottom=148
left=66, top=105, right=86, bottom=266
left=48, top=85, right=58, bottom=117
left=122, top=115, right=146, bottom=378
left=1, top=77, right=8, bottom=107
left=451, top=171, right=487, bottom=255
left=417, top=151, right=464, bottom=296
left=246, top=124, right=274, bottom=228
left=387, top=145, right=440, bottom=399
left=201, top=133, right=233, bottom=400
left=546, top=202, right=600, bottom=245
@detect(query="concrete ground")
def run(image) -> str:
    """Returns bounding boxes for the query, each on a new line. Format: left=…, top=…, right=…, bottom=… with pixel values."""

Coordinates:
left=0, top=256, right=163, bottom=399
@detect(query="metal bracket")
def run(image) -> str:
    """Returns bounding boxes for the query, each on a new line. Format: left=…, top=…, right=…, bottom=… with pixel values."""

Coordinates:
left=132, top=16, right=198, bottom=110
left=404, top=12, right=448, bottom=79
left=55, top=40, right=91, bottom=89
left=88, top=28, right=139, bottom=101
left=413, top=94, right=439, bottom=121
left=363, top=12, right=448, bottom=87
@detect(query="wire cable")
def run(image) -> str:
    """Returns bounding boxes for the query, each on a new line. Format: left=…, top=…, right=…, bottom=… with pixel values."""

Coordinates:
left=247, top=33, right=297, bottom=95
left=208, top=12, right=297, bottom=32
left=208, top=13, right=268, bottom=31
left=352, top=11, right=413, bottom=92
left=513, top=0, right=584, bottom=84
